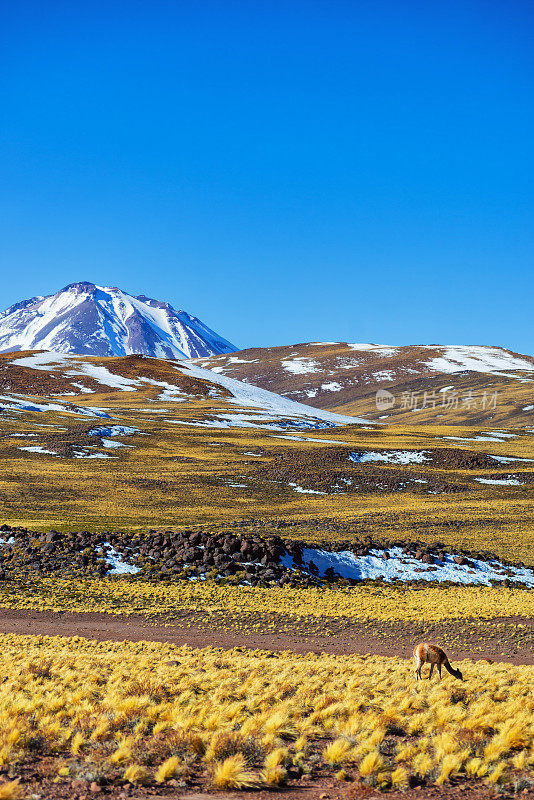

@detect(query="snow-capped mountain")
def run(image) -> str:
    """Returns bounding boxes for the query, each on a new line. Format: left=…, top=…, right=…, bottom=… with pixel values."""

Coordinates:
left=0, top=282, right=237, bottom=359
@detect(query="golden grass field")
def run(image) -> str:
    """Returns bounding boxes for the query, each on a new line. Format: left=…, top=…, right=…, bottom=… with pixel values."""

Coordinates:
left=1, top=576, right=532, bottom=623
left=0, top=632, right=532, bottom=794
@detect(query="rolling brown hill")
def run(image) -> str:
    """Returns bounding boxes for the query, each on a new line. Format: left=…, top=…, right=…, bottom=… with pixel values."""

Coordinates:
left=194, top=342, right=534, bottom=426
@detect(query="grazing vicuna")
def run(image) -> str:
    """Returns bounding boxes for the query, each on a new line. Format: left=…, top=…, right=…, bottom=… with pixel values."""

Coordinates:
left=413, top=642, right=463, bottom=681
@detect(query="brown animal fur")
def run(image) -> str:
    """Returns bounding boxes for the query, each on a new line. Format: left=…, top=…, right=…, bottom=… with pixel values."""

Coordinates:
left=413, top=642, right=463, bottom=681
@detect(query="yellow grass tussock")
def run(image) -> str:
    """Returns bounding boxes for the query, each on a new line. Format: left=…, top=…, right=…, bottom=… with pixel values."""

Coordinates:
left=0, top=632, right=531, bottom=793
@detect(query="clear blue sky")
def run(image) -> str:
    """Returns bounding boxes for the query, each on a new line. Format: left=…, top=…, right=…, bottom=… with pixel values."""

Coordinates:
left=1, top=1, right=533, bottom=354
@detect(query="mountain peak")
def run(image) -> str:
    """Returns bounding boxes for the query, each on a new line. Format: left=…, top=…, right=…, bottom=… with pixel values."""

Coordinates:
left=0, top=283, right=238, bottom=359
left=60, top=280, right=98, bottom=293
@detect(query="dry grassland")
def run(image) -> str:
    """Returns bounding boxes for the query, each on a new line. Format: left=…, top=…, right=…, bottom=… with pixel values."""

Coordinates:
left=1, top=576, right=532, bottom=622
left=0, top=632, right=532, bottom=794
left=1, top=393, right=533, bottom=563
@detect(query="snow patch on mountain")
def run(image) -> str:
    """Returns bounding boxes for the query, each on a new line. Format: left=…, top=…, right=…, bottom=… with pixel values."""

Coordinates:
left=180, top=361, right=365, bottom=425
left=281, top=358, right=320, bottom=374
left=2, top=351, right=367, bottom=429
left=423, top=346, right=534, bottom=374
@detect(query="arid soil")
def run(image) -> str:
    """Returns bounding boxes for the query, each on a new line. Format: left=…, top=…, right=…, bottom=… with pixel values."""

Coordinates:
left=3, top=770, right=532, bottom=800
left=4, top=767, right=533, bottom=800
left=0, top=607, right=532, bottom=664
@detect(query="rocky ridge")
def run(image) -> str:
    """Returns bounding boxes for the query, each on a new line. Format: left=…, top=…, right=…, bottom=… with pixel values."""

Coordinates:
left=0, top=524, right=528, bottom=588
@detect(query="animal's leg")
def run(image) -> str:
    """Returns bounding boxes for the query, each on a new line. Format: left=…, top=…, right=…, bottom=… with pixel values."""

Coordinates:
left=429, top=663, right=434, bottom=679
left=438, top=663, right=442, bottom=680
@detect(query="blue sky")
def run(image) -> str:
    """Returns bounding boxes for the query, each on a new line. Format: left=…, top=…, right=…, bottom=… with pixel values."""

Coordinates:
left=1, top=1, right=533, bottom=353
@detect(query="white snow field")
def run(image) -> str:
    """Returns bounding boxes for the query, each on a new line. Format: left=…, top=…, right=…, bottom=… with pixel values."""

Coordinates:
left=181, top=361, right=365, bottom=425
left=0, top=537, right=14, bottom=547
left=349, top=450, right=430, bottom=464
left=272, top=435, right=346, bottom=444
left=281, top=547, right=534, bottom=586
left=288, top=483, right=326, bottom=495
left=422, top=345, right=534, bottom=374
left=321, top=381, right=343, bottom=392
left=18, top=445, right=59, bottom=455
left=98, top=544, right=140, bottom=575
left=475, top=477, right=523, bottom=486
left=444, top=434, right=516, bottom=444
left=490, top=454, right=534, bottom=463
left=347, top=344, right=399, bottom=357
left=87, top=425, right=140, bottom=438
left=0, top=389, right=111, bottom=418
left=73, top=452, right=117, bottom=459
left=281, top=358, right=320, bottom=374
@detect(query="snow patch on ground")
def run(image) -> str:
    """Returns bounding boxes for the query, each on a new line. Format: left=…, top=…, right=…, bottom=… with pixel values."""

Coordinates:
left=71, top=382, right=95, bottom=394
left=179, top=362, right=366, bottom=426
left=73, top=451, right=117, bottom=459
left=288, top=483, right=326, bottom=495
left=272, top=435, right=346, bottom=444
left=0, top=393, right=110, bottom=418
left=475, top=477, right=523, bottom=486
left=98, top=544, right=140, bottom=575
left=169, top=410, right=345, bottom=432
left=0, top=395, right=67, bottom=414
left=281, top=358, right=321, bottom=375
left=11, top=352, right=73, bottom=370
left=372, top=371, right=395, bottom=382
left=349, top=450, right=429, bottom=465
left=490, top=454, right=534, bottom=463
left=424, top=346, right=534, bottom=374
left=443, top=434, right=514, bottom=444
left=347, top=344, right=399, bottom=357
left=281, top=547, right=534, bottom=586
left=72, top=406, right=111, bottom=418
left=101, top=438, right=133, bottom=449
left=66, top=364, right=139, bottom=391
left=321, top=382, right=342, bottom=392
left=87, top=425, right=139, bottom=438
left=18, top=445, right=58, bottom=455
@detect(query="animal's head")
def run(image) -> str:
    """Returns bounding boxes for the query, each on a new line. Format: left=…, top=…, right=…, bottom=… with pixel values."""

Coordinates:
left=455, top=668, right=464, bottom=681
